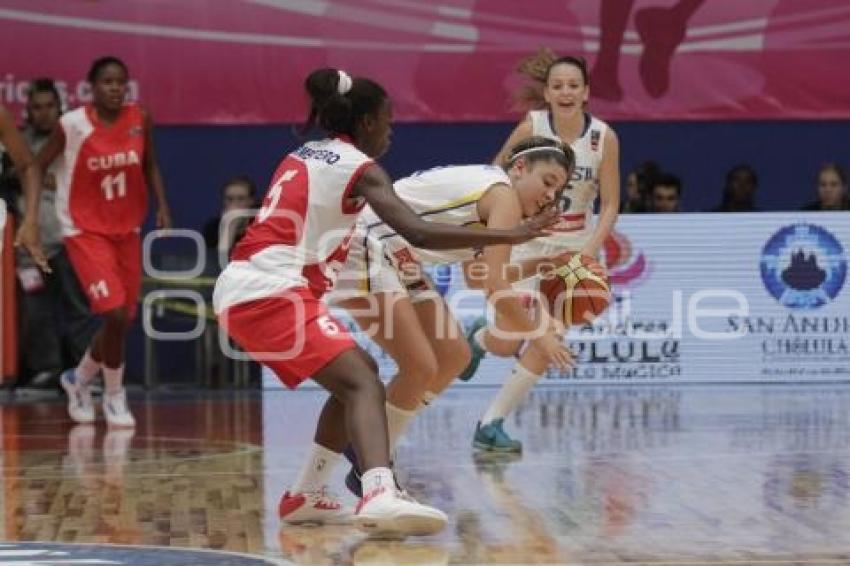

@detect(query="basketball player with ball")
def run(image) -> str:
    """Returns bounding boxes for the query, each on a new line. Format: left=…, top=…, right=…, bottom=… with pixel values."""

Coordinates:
left=460, top=51, right=620, bottom=453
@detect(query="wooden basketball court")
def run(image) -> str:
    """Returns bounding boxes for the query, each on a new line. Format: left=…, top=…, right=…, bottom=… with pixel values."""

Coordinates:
left=2, top=383, right=849, bottom=564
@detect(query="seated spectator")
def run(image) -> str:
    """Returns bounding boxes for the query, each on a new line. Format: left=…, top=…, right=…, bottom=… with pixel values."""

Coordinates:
left=621, top=160, right=660, bottom=213
left=801, top=163, right=849, bottom=211
left=651, top=173, right=682, bottom=213
left=710, top=164, right=759, bottom=212
left=202, top=175, right=257, bottom=253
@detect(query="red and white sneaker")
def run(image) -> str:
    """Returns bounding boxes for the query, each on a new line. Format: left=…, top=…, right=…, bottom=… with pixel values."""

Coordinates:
left=278, top=487, right=351, bottom=525
left=354, top=486, right=447, bottom=538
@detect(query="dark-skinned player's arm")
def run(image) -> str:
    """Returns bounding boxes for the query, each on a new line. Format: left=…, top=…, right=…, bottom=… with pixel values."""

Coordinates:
left=3, top=105, right=49, bottom=272
left=142, top=107, right=172, bottom=230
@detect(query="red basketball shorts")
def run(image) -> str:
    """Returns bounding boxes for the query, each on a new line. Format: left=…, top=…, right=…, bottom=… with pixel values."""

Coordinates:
left=64, top=231, right=142, bottom=318
left=218, top=287, right=357, bottom=389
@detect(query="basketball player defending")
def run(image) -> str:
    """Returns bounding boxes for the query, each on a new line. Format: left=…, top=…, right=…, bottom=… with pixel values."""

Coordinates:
left=214, top=69, right=552, bottom=535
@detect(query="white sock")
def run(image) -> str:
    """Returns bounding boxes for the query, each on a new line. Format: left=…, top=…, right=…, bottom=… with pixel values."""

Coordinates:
left=361, top=467, right=395, bottom=496
left=76, top=349, right=101, bottom=384
left=290, top=442, right=340, bottom=493
left=102, top=365, right=124, bottom=395
left=481, top=363, right=541, bottom=424
left=386, top=402, right=417, bottom=451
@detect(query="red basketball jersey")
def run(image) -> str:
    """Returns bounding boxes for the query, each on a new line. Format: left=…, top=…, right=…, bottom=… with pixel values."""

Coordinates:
left=56, top=103, right=148, bottom=236
left=213, top=137, right=372, bottom=312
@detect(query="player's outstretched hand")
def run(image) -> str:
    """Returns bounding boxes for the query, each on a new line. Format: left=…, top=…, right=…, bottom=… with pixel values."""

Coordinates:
left=14, top=220, right=51, bottom=273
left=504, top=207, right=559, bottom=244
left=530, top=331, right=573, bottom=370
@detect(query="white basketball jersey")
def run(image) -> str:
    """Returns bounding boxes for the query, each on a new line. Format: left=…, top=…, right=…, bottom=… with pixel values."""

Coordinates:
left=526, top=109, right=607, bottom=243
left=213, top=137, right=372, bottom=312
left=361, top=164, right=510, bottom=265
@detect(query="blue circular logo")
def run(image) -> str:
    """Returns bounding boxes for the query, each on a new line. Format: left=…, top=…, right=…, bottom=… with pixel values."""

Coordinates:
left=760, top=224, right=846, bottom=309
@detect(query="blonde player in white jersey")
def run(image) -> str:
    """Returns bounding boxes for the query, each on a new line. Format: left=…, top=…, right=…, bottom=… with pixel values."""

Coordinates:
left=331, top=136, right=575, bottom=496
left=460, top=52, right=621, bottom=452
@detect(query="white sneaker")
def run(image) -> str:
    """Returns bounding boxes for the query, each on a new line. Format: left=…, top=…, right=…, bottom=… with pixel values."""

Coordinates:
left=60, top=369, right=95, bottom=424
left=354, top=486, right=447, bottom=538
left=102, top=389, right=136, bottom=429
left=279, top=486, right=351, bottom=525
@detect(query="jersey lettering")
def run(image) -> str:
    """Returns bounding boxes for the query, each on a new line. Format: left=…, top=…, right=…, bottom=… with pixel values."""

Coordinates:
left=86, top=150, right=141, bottom=171
left=292, top=145, right=340, bottom=165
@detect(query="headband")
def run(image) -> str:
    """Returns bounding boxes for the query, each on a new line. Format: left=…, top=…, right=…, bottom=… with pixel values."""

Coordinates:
left=509, top=145, right=566, bottom=162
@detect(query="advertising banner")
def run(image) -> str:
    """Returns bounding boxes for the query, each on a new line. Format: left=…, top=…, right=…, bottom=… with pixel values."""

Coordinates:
left=264, top=212, right=850, bottom=388
left=2, top=1, right=849, bottom=123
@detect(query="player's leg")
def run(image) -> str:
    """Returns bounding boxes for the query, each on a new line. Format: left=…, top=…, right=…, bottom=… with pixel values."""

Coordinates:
left=457, top=261, right=526, bottom=382
left=98, top=232, right=143, bottom=428
left=222, top=291, right=446, bottom=535
left=474, top=303, right=559, bottom=453
left=60, top=233, right=130, bottom=425
left=311, top=349, right=448, bottom=536
left=220, top=292, right=360, bottom=524
left=339, top=292, right=440, bottom=452
left=54, top=248, right=99, bottom=369
left=410, top=290, right=471, bottom=398
left=97, top=304, right=135, bottom=428
left=282, top=347, right=379, bottom=522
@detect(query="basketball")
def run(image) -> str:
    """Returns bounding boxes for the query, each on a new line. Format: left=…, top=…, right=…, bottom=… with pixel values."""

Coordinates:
left=538, top=253, right=610, bottom=326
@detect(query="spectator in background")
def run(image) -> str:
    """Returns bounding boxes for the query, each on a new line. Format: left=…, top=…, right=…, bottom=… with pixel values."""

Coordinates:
left=621, top=160, right=660, bottom=213
left=801, top=163, right=849, bottom=211
left=202, top=174, right=257, bottom=254
left=0, top=104, right=47, bottom=270
left=651, top=172, right=682, bottom=213
left=711, top=164, right=758, bottom=212
left=12, top=79, right=97, bottom=388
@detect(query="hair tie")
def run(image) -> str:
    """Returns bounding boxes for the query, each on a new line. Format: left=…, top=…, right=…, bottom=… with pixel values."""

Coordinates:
left=337, top=70, right=353, bottom=95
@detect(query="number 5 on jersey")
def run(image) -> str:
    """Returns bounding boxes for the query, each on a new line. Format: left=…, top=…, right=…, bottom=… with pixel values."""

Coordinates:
left=258, top=169, right=298, bottom=223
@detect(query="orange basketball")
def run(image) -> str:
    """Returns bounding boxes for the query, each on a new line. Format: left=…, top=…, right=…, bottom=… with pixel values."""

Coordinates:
left=538, top=254, right=610, bottom=326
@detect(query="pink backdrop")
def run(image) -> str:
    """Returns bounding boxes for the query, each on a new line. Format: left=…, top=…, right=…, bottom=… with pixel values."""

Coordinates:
left=1, top=0, right=848, bottom=124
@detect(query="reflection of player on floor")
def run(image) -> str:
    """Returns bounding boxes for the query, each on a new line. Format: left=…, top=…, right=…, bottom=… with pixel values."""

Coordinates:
left=64, top=424, right=139, bottom=543
left=213, top=69, right=549, bottom=537
left=332, top=137, right=574, bottom=495
left=460, top=54, right=620, bottom=452
left=26, top=56, right=172, bottom=429
left=455, top=453, right=558, bottom=564
left=592, top=0, right=706, bottom=100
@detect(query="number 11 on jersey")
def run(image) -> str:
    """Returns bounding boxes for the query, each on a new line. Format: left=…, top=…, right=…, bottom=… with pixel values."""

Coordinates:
left=101, top=171, right=127, bottom=201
